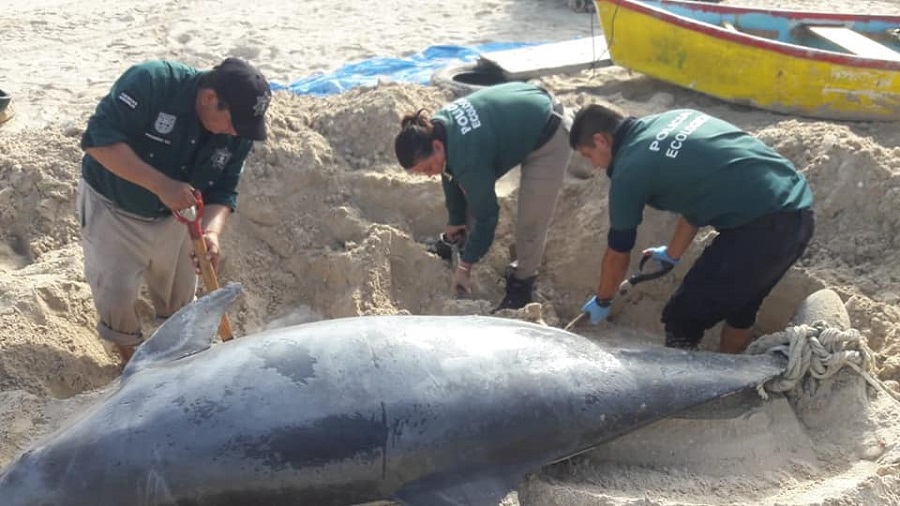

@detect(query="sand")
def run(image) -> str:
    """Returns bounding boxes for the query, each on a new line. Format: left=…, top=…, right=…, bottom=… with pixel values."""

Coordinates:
left=1, top=0, right=900, bottom=504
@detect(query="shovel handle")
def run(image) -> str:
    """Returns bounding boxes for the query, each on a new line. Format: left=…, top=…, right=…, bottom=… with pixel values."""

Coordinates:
left=618, top=256, right=674, bottom=296
left=192, top=236, right=234, bottom=341
left=563, top=312, right=586, bottom=332
left=176, top=191, right=234, bottom=341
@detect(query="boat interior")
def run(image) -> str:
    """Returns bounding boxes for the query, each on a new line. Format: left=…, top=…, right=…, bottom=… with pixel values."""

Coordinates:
left=642, top=1, right=900, bottom=61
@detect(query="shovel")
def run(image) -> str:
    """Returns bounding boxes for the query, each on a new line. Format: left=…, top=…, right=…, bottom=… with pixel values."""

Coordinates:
left=617, top=255, right=675, bottom=296
left=175, top=190, right=235, bottom=341
left=563, top=255, right=674, bottom=332
left=442, top=232, right=469, bottom=299
left=450, top=241, right=470, bottom=299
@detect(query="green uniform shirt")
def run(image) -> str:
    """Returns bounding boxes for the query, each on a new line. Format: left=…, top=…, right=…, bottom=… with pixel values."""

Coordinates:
left=81, top=60, right=253, bottom=218
left=434, top=82, right=553, bottom=263
left=608, top=109, right=813, bottom=231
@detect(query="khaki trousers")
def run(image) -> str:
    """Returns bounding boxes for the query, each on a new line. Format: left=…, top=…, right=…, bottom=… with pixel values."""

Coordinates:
left=512, top=107, right=574, bottom=279
left=76, top=179, right=196, bottom=346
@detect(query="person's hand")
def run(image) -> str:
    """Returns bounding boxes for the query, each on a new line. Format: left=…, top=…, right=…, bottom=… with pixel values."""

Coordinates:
left=445, top=224, right=467, bottom=244
left=642, top=245, right=679, bottom=271
left=452, top=264, right=472, bottom=297
left=156, top=178, right=197, bottom=212
left=582, top=296, right=612, bottom=325
left=191, top=231, right=221, bottom=274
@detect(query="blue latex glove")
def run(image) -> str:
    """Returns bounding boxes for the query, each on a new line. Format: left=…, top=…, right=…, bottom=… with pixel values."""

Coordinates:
left=643, top=245, right=680, bottom=271
left=582, top=296, right=612, bottom=325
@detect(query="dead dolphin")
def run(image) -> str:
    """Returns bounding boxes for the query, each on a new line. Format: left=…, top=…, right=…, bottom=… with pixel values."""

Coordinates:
left=0, top=283, right=787, bottom=506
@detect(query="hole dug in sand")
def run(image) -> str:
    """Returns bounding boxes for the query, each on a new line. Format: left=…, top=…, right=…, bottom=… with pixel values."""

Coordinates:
left=0, top=238, right=31, bottom=273
left=2, top=77, right=900, bottom=504
left=519, top=289, right=894, bottom=506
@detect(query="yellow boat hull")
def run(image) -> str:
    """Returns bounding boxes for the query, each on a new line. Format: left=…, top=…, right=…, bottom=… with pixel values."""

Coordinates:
left=595, top=0, right=900, bottom=121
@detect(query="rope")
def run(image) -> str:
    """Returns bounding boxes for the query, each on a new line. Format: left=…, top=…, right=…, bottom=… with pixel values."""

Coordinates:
left=745, top=321, right=900, bottom=404
left=585, top=1, right=612, bottom=75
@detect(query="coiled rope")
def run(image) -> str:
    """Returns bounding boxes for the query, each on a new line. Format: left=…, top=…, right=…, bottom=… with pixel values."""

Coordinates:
left=745, top=321, right=900, bottom=403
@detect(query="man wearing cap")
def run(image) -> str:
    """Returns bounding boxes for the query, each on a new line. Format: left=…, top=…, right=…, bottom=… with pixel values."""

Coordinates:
left=76, top=57, right=271, bottom=364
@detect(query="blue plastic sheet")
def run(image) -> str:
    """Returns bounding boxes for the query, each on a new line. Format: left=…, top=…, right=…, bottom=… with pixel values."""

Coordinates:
left=271, top=42, right=538, bottom=96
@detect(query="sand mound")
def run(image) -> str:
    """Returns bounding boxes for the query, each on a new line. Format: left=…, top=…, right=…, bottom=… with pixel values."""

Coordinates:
left=2, top=68, right=900, bottom=504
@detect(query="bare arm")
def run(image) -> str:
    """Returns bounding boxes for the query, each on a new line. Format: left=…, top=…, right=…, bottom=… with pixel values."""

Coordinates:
left=84, top=143, right=196, bottom=211
left=202, top=204, right=232, bottom=236
left=596, top=248, right=631, bottom=300
left=191, top=203, right=232, bottom=273
left=666, top=216, right=699, bottom=260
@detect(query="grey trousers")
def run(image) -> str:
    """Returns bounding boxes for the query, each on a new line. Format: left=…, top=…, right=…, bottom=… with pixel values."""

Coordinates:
left=513, top=107, right=574, bottom=279
left=76, top=178, right=197, bottom=346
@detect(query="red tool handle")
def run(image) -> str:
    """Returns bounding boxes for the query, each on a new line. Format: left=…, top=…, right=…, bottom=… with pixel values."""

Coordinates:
left=174, top=190, right=205, bottom=240
left=174, top=191, right=234, bottom=341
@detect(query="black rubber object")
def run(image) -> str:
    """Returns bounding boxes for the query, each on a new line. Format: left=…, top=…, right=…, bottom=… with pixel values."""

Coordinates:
left=430, top=63, right=510, bottom=97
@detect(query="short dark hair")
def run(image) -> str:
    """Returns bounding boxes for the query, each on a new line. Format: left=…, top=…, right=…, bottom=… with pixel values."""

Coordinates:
left=569, top=103, right=626, bottom=149
left=395, top=109, right=436, bottom=169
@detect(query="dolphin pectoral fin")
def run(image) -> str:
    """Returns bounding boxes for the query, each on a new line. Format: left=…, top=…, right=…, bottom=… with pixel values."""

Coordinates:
left=393, top=466, right=529, bottom=506
left=121, top=283, right=243, bottom=380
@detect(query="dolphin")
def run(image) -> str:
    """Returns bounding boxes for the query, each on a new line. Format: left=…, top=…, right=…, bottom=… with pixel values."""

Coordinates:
left=0, top=283, right=787, bottom=506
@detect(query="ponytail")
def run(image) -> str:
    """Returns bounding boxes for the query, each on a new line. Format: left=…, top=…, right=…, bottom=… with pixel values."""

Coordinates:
left=395, top=109, right=436, bottom=169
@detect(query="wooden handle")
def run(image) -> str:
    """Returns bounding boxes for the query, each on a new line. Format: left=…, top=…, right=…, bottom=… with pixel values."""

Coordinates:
left=192, top=237, right=234, bottom=341
left=563, top=312, right=585, bottom=332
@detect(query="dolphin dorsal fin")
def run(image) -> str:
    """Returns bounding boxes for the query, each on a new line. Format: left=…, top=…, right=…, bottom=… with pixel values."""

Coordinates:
left=121, top=283, right=243, bottom=380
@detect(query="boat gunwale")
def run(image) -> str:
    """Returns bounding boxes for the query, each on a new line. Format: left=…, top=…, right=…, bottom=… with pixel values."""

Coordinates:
left=597, top=0, right=900, bottom=72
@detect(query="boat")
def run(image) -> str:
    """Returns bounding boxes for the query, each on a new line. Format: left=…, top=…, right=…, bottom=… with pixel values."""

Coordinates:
left=592, top=0, right=900, bottom=121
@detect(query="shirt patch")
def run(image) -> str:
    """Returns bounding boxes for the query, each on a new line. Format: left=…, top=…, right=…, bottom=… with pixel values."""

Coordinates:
left=211, top=148, right=233, bottom=170
left=117, top=92, right=138, bottom=109
left=154, top=112, right=177, bottom=134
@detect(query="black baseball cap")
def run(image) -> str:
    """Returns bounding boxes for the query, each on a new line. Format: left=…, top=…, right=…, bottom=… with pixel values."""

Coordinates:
left=208, top=57, right=272, bottom=141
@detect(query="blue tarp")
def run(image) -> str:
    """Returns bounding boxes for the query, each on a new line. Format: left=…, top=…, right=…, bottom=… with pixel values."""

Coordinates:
left=271, top=42, right=538, bottom=96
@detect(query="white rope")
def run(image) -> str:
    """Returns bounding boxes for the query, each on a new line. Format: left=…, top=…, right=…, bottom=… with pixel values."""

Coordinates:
left=745, top=321, right=900, bottom=403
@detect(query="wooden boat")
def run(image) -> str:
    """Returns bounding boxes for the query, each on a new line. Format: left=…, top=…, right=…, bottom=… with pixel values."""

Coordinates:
left=593, top=0, right=900, bottom=121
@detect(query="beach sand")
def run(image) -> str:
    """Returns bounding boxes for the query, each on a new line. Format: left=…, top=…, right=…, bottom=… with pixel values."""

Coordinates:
left=1, top=0, right=900, bottom=504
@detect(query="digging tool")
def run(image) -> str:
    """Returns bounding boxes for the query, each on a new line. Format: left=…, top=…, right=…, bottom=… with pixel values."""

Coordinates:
left=617, top=255, right=675, bottom=296
left=563, top=255, right=674, bottom=332
left=563, top=312, right=585, bottom=332
left=175, top=191, right=234, bottom=341
left=450, top=242, right=469, bottom=299
left=441, top=231, right=468, bottom=299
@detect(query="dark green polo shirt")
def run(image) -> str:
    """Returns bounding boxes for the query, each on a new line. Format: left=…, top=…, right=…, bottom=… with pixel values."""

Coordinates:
left=81, top=60, right=253, bottom=217
left=608, top=109, right=813, bottom=231
left=434, top=82, right=553, bottom=263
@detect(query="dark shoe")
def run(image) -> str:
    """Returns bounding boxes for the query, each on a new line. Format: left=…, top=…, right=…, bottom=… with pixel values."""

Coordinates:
left=493, top=267, right=536, bottom=312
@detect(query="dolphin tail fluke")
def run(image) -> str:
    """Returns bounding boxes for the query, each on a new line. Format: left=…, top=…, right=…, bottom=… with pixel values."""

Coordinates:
left=789, top=288, right=850, bottom=330
left=393, top=464, right=531, bottom=506
left=122, top=283, right=243, bottom=380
